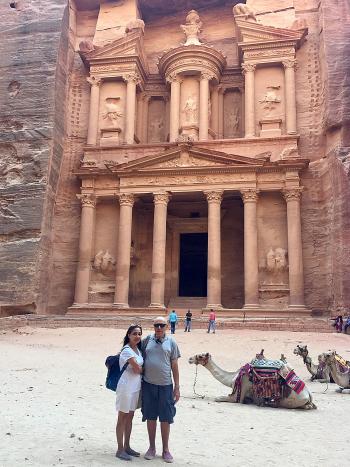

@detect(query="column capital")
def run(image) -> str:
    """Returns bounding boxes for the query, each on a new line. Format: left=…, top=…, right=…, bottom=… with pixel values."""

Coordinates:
left=241, top=189, right=259, bottom=203
left=122, top=72, right=141, bottom=84
left=242, top=63, right=256, bottom=74
left=153, top=192, right=171, bottom=205
left=205, top=190, right=223, bottom=203
left=201, top=72, right=215, bottom=81
left=77, top=193, right=96, bottom=207
left=166, top=73, right=183, bottom=84
left=282, top=59, right=297, bottom=70
left=283, top=188, right=303, bottom=202
left=118, top=193, right=135, bottom=207
left=87, top=76, right=102, bottom=87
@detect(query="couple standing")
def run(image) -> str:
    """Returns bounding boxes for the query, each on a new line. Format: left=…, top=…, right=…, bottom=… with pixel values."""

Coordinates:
left=115, top=317, right=180, bottom=463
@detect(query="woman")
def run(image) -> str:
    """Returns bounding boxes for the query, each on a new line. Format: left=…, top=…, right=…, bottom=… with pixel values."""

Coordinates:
left=115, top=325, right=143, bottom=461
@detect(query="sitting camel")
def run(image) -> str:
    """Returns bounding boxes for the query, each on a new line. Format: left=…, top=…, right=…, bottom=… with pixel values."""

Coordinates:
left=323, top=351, right=350, bottom=392
left=293, top=344, right=333, bottom=382
left=188, top=352, right=316, bottom=409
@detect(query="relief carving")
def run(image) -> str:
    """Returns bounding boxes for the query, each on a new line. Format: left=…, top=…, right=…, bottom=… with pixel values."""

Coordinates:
left=233, top=3, right=256, bottom=22
left=261, top=247, right=288, bottom=285
left=102, top=97, right=123, bottom=128
left=259, top=86, right=281, bottom=116
left=181, top=10, right=202, bottom=46
left=182, top=95, right=198, bottom=124
left=149, top=117, right=164, bottom=143
left=93, top=250, right=116, bottom=276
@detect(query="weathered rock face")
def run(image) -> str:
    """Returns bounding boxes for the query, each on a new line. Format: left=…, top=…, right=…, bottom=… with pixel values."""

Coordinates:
left=0, top=0, right=73, bottom=314
left=0, top=0, right=349, bottom=315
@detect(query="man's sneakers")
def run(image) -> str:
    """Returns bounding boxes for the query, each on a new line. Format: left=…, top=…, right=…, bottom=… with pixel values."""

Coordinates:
left=144, top=447, right=156, bottom=460
left=162, top=451, right=174, bottom=463
left=116, top=451, right=132, bottom=461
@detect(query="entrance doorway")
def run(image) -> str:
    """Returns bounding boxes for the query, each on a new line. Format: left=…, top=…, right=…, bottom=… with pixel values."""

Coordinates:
left=179, top=233, right=208, bottom=297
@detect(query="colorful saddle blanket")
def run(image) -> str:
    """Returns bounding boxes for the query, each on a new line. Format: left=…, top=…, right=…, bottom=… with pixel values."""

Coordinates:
left=335, top=354, right=350, bottom=374
left=251, top=358, right=284, bottom=370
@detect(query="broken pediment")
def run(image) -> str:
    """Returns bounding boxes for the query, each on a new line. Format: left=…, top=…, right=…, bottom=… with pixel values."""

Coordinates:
left=107, top=144, right=267, bottom=173
left=80, top=30, right=148, bottom=73
left=235, top=19, right=307, bottom=47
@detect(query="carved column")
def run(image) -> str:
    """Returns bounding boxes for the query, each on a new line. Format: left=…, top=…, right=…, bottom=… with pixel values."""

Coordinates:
left=283, top=188, right=305, bottom=307
left=164, top=96, right=170, bottom=142
left=150, top=192, right=171, bottom=308
left=211, top=86, right=219, bottom=137
left=241, top=189, right=259, bottom=308
left=136, top=93, right=144, bottom=142
left=205, top=191, right=223, bottom=308
left=242, top=63, right=256, bottom=138
left=199, top=73, right=212, bottom=141
left=142, top=95, right=150, bottom=143
left=218, top=86, right=224, bottom=139
left=283, top=59, right=297, bottom=135
left=114, top=193, right=135, bottom=308
left=123, top=73, right=139, bottom=144
left=87, top=76, right=101, bottom=145
left=74, top=194, right=96, bottom=304
left=168, top=74, right=181, bottom=142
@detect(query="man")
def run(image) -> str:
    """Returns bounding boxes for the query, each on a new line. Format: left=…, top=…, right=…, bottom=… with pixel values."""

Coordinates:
left=184, top=309, right=192, bottom=332
left=141, top=316, right=180, bottom=463
left=207, top=309, right=216, bottom=333
left=168, top=309, right=178, bottom=334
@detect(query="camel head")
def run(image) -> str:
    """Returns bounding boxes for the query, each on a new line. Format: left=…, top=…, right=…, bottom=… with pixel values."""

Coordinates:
left=293, top=344, right=308, bottom=358
left=188, top=353, right=211, bottom=366
left=323, top=350, right=337, bottom=365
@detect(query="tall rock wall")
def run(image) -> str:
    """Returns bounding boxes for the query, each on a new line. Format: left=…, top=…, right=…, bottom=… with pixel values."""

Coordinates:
left=0, top=0, right=73, bottom=314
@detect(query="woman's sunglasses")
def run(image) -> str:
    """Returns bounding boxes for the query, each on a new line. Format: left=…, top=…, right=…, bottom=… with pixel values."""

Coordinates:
left=154, top=323, right=166, bottom=328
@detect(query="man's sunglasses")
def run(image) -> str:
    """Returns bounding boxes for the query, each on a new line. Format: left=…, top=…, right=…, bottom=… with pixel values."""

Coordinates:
left=154, top=323, right=166, bottom=328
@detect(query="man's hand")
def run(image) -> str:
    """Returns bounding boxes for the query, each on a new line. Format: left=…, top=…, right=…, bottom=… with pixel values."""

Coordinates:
left=173, top=386, right=180, bottom=402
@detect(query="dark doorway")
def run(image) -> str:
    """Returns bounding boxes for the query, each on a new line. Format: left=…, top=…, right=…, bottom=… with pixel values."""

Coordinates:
left=179, top=233, right=208, bottom=297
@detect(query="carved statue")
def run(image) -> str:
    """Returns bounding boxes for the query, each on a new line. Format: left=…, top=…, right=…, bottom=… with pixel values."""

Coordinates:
left=232, top=3, right=256, bottom=22
left=181, top=10, right=202, bottom=46
left=102, top=97, right=123, bottom=127
left=93, top=250, right=116, bottom=275
left=149, top=117, right=164, bottom=142
left=182, top=95, right=198, bottom=124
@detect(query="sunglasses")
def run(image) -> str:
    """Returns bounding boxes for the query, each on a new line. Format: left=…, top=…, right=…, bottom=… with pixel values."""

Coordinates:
left=154, top=323, right=166, bottom=328
left=130, top=332, right=142, bottom=336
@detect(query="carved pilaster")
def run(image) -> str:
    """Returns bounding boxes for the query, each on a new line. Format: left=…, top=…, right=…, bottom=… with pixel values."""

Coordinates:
left=242, top=64, right=256, bottom=137
left=241, top=63, right=256, bottom=75
left=282, top=59, right=297, bottom=70
left=87, top=76, right=102, bottom=87
left=122, top=72, right=141, bottom=84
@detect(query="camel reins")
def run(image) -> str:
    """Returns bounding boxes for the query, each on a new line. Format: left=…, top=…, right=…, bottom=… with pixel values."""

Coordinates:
left=192, top=363, right=205, bottom=399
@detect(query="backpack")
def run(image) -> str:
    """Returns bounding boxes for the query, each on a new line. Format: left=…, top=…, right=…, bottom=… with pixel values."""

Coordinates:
left=105, top=347, right=128, bottom=392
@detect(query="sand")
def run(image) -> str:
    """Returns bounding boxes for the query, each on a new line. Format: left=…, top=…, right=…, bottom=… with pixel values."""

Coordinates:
left=1, top=325, right=350, bottom=467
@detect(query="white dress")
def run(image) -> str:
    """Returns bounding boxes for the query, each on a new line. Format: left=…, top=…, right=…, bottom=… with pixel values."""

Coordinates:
left=115, top=345, right=143, bottom=413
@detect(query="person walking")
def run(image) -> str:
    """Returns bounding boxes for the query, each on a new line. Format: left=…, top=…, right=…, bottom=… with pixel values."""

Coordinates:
left=184, top=309, right=192, bottom=332
left=168, top=309, right=178, bottom=334
left=115, top=325, right=144, bottom=461
left=141, top=317, right=180, bottom=463
left=207, top=309, right=216, bottom=334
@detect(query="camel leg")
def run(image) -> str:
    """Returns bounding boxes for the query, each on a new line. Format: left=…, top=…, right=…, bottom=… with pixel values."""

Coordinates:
left=215, top=393, right=237, bottom=403
left=335, top=387, right=344, bottom=393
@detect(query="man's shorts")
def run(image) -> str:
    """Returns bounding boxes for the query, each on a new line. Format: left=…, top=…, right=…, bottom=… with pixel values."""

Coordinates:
left=141, top=381, right=176, bottom=424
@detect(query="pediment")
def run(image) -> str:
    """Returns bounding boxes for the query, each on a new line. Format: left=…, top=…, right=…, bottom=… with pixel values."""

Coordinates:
left=83, top=31, right=148, bottom=70
left=107, top=144, right=269, bottom=174
left=236, top=19, right=306, bottom=46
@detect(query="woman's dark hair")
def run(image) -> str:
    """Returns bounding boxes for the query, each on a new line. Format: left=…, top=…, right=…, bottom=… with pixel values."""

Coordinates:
left=122, top=324, right=143, bottom=349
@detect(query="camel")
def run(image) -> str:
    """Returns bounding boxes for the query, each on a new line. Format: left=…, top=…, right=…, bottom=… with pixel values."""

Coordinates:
left=323, top=351, right=350, bottom=392
left=188, top=352, right=316, bottom=409
left=293, top=344, right=333, bottom=382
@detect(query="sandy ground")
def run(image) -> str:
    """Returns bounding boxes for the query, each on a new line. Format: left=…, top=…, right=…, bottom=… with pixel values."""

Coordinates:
left=1, top=325, right=350, bottom=467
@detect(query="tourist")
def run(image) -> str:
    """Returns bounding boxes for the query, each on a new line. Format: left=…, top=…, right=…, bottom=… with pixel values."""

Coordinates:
left=344, top=316, right=350, bottom=334
left=207, top=309, right=216, bottom=333
left=115, top=325, right=144, bottom=461
left=334, top=315, right=343, bottom=333
left=184, top=309, right=192, bottom=332
left=168, top=309, right=178, bottom=334
left=141, top=316, right=181, bottom=463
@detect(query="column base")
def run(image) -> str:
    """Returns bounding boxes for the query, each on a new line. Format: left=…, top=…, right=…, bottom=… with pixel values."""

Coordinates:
left=149, top=303, right=166, bottom=309
left=113, top=303, right=130, bottom=308
left=205, top=303, right=223, bottom=310
left=72, top=302, right=89, bottom=306
left=288, top=304, right=307, bottom=310
left=243, top=303, right=260, bottom=309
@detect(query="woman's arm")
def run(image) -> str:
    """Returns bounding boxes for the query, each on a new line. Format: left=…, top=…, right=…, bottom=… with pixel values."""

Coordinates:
left=127, top=357, right=143, bottom=374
